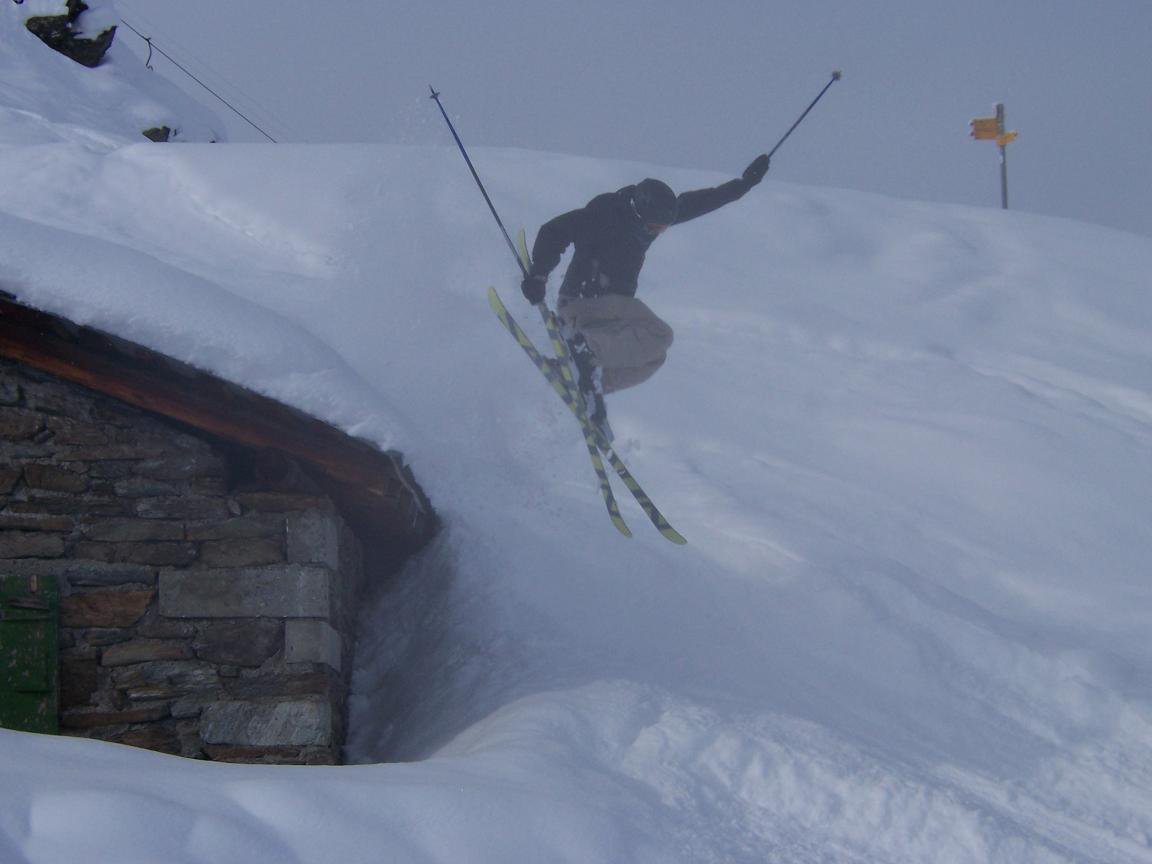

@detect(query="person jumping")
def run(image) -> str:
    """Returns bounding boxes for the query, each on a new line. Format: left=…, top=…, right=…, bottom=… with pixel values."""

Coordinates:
left=520, top=153, right=771, bottom=437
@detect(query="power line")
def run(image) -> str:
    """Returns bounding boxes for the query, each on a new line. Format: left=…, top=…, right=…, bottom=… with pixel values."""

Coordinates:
left=118, top=18, right=278, bottom=143
left=115, top=4, right=297, bottom=136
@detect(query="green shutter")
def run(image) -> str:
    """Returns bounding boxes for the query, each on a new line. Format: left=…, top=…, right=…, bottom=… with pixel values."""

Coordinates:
left=0, top=573, right=59, bottom=734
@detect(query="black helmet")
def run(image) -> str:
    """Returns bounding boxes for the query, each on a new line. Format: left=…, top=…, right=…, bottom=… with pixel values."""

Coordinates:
left=630, top=178, right=677, bottom=230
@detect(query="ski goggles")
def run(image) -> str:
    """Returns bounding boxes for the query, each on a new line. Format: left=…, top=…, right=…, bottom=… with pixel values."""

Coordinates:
left=630, top=198, right=672, bottom=237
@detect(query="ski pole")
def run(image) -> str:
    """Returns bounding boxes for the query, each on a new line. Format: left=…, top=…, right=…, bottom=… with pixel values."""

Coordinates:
left=767, top=70, right=842, bottom=161
left=429, top=85, right=528, bottom=278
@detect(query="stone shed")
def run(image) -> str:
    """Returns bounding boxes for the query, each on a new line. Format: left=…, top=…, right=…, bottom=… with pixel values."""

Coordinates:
left=0, top=291, right=435, bottom=764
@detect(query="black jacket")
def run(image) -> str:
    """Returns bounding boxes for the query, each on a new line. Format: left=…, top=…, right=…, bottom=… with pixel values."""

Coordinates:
left=529, top=177, right=753, bottom=304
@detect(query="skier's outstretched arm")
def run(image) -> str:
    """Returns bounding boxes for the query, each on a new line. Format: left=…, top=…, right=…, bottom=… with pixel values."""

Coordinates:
left=674, top=154, right=770, bottom=224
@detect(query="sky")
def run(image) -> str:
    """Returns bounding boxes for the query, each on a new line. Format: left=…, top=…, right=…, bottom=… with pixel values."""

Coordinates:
left=104, top=0, right=1152, bottom=239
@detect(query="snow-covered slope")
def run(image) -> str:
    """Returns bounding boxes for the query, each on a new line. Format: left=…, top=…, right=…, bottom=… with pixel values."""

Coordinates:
left=0, top=1, right=221, bottom=146
left=2, top=8, right=1152, bottom=863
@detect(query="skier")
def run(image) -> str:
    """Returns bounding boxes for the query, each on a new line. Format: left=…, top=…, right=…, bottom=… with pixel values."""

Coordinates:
left=520, top=154, right=771, bottom=432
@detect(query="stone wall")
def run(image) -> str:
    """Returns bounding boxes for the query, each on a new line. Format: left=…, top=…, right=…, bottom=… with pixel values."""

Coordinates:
left=1, top=356, right=373, bottom=764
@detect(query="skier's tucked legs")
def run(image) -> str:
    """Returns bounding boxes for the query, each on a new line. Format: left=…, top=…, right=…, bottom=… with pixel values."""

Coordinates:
left=558, top=295, right=674, bottom=394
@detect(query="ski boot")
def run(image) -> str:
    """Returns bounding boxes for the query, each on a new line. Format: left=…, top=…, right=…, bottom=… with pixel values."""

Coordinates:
left=566, top=329, right=613, bottom=443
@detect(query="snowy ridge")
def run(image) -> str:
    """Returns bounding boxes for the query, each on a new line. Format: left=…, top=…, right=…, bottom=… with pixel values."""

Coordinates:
left=0, top=3, right=221, bottom=146
left=2, top=12, right=1152, bottom=862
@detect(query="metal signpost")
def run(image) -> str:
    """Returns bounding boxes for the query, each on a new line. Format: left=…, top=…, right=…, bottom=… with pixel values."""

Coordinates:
left=970, top=103, right=1019, bottom=209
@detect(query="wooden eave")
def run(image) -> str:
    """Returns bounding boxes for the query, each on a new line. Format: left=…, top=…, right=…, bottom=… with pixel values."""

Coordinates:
left=0, top=291, right=434, bottom=552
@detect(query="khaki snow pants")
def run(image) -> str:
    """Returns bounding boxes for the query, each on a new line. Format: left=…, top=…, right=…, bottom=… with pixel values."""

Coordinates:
left=558, top=295, right=674, bottom=394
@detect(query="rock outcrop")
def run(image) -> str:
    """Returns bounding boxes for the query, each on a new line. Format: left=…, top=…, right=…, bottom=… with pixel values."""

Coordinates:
left=23, top=0, right=117, bottom=68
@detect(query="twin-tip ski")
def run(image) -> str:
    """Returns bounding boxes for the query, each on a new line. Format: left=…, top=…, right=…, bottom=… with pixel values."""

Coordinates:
left=512, top=228, right=685, bottom=544
left=488, top=286, right=630, bottom=537
left=488, top=286, right=686, bottom=544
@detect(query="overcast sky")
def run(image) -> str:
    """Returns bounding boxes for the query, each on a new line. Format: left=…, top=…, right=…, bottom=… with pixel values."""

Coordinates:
left=116, top=0, right=1151, bottom=239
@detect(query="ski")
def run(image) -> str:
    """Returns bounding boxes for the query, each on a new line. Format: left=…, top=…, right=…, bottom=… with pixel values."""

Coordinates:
left=535, top=297, right=687, bottom=544
left=515, top=229, right=687, bottom=545
left=488, top=286, right=631, bottom=537
left=488, top=286, right=687, bottom=544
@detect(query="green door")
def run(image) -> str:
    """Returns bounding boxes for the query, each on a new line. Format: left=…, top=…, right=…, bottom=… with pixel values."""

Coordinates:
left=0, top=573, right=59, bottom=734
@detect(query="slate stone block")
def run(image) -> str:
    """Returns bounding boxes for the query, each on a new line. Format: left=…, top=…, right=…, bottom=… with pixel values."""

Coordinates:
left=81, top=519, right=184, bottom=543
left=0, top=513, right=76, bottom=532
left=135, top=496, right=230, bottom=521
left=185, top=516, right=283, bottom=542
left=62, top=561, right=157, bottom=588
left=118, top=542, right=199, bottom=567
left=200, top=699, right=333, bottom=747
left=0, top=407, right=43, bottom=440
left=197, top=537, right=284, bottom=568
left=194, top=619, right=283, bottom=667
left=285, top=619, right=342, bottom=672
left=59, top=657, right=99, bottom=708
left=286, top=510, right=341, bottom=570
left=60, top=705, right=170, bottom=730
left=0, top=531, right=66, bottom=558
left=159, top=565, right=332, bottom=619
left=60, top=589, right=154, bottom=628
left=23, top=463, right=88, bottom=493
left=101, top=638, right=195, bottom=667
left=0, top=465, right=20, bottom=494
left=110, top=660, right=220, bottom=693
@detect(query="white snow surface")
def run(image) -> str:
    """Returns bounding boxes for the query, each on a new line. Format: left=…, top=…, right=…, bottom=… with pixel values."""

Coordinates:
left=2, top=10, right=1152, bottom=863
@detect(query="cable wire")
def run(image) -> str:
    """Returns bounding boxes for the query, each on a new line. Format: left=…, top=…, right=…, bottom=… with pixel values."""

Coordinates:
left=119, top=17, right=278, bottom=143
left=116, top=4, right=296, bottom=135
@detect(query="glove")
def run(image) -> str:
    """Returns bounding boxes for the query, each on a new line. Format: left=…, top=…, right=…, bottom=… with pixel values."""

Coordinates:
left=742, top=153, right=770, bottom=187
left=521, top=273, right=547, bottom=305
